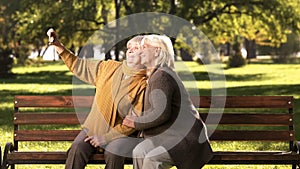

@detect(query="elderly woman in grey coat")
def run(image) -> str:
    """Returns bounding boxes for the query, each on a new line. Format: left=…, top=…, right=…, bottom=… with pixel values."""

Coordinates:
left=122, top=34, right=213, bottom=169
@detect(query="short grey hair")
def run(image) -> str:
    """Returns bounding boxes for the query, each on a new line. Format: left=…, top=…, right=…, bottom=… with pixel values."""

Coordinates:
left=127, top=35, right=144, bottom=48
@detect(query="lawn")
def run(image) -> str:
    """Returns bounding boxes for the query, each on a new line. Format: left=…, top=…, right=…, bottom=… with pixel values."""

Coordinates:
left=1, top=60, right=300, bottom=169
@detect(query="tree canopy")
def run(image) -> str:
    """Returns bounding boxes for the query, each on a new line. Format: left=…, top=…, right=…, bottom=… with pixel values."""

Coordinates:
left=0, top=0, right=299, bottom=61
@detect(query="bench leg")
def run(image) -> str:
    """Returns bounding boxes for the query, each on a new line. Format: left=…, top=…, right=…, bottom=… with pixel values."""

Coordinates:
left=292, top=164, right=300, bottom=169
left=293, top=141, right=300, bottom=169
left=0, top=146, right=2, bottom=168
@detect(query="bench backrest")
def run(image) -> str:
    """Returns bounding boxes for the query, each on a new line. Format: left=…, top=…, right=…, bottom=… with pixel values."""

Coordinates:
left=192, top=96, right=294, bottom=151
left=13, top=96, right=94, bottom=151
left=13, top=95, right=294, bottom=151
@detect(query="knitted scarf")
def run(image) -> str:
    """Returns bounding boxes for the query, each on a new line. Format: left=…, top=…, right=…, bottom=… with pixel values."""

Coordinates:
left=110, top=61, right=147, bottom=124
left=84, top=61, right=147, bottom=138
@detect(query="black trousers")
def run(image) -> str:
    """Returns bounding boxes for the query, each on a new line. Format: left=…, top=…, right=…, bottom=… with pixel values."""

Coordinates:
left=65, top=129, right=141, bottom=169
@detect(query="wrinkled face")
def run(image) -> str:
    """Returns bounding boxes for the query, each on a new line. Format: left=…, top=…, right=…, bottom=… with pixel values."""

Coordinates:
left=140, top=43, right=159, bottom=68
left=126, top=42, right=144, bottom=69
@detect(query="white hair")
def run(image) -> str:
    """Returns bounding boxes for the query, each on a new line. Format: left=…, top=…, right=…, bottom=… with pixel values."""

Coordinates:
left=127, top=35, right=144, bottom=48
left=142, top=34, right=175, bottom=70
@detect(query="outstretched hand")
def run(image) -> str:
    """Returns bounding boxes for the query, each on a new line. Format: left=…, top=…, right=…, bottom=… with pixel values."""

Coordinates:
left=46, top=28, right=60, bottom=46
left=46, top=28, right=65, bottom=54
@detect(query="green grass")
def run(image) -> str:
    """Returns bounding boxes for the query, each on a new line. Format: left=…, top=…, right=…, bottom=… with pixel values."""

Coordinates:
left=1, top=60, right=300, bottom=169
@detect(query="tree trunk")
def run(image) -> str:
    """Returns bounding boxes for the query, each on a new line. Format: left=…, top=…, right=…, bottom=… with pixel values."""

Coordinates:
left=114, top=0, right=121, bottom=61
left=245, top=39, right=256, bottom=59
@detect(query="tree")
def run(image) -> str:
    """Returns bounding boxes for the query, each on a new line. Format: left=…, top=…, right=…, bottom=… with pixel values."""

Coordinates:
left=1, top=0, right=299, bottom=65
left=121, top=0, right=300, bottom=61
left=8, top=0, right=108, bottom=61
left=175, top=0, right=300, bottom=59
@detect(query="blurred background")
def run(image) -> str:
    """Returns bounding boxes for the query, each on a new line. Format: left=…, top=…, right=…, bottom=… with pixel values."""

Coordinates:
left=0, top=0, right=299, bottom=71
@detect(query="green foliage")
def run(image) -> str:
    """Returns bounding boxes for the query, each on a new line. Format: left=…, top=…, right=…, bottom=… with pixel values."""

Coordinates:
left=14, top=44, right=30, bottom=66
left=272, top=33, right=300, bottom=63
left=0, top=0, right=21, bottom=48
left=1, top=62, right=300, bottom=169
left=190, top=0, right=300, bottom=47
left=0, top=0, right=299, bottom=67
left=257, top=32, right=300, bottom=63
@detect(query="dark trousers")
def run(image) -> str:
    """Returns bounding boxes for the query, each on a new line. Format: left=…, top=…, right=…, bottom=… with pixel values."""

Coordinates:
left=65, top=129, right=141, bottom=169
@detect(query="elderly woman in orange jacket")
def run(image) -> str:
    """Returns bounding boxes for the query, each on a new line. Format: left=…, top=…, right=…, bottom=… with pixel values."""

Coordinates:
left=47, top=29, right=147, bottom=169
left=123, top=34, right=213, bottom=169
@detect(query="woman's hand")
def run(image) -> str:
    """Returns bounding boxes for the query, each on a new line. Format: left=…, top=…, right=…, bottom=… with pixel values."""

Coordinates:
left=46, top=28, right=64, bottom=54
left=47, top=28, right=59, bottom=45
left=84, top=135, right=106, bottom=148
left=122, top=115, right=136, bottom=128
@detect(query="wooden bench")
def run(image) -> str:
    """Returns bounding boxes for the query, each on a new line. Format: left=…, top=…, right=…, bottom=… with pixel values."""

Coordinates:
left=2, top=95, right=300, bottom=169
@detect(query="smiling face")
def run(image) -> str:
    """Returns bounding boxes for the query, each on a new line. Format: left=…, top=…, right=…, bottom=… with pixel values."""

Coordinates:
left=140, top=35, right=175, bottom=70
left=140, top=43, right=159, bottom=68
left=125, top=36, right=145, bottom=69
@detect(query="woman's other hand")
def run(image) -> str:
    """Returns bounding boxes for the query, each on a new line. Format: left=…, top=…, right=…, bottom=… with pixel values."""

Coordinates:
left=84, top=135, right=106, bottom=148
left=122, top=115, right=136, bottom=128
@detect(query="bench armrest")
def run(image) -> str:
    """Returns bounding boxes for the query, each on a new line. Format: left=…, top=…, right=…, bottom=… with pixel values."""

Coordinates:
left=2, top=142, right=14, bottom=169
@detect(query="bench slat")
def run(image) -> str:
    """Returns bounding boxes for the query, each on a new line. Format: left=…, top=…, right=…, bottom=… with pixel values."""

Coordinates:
left=6, top=152, right=105, bottom=164
left=209, top=151, right=300, bottom=164
left=191, top=96, right=293, bottom=108
left=14, top=113, right=88, bottom=125
left=15, top=96, right=293, bottom=108
left=14, top=113, right=293, bottom=126
left=201, top=113, right=293, bottom=126
left=14, top=130, right=294, bottom=142
left=209, top=130, right=294, bottom=141
left=6, top=151, right=300, bottom=165
left=15, top=130, right=80, bottom=141
left=14, top=96, right=94, bottom=108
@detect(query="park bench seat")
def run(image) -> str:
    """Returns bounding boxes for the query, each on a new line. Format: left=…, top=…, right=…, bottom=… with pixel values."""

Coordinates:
left=2, top=95, right=300, bottom=169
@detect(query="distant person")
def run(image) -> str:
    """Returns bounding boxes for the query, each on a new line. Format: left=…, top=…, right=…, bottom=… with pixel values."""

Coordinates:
left=123, top=34, right=213, bottom=169
left=47, top=28, right=147, bottom=169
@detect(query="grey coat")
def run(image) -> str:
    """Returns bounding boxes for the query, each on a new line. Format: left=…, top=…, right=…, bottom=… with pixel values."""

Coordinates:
left=134, top=66, right=213, bottom=169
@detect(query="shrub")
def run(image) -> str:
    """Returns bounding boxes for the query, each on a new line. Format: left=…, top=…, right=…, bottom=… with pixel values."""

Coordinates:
left=227, top=53, right=246, bottom=68
left=227, top=41, right=246, bottom=68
